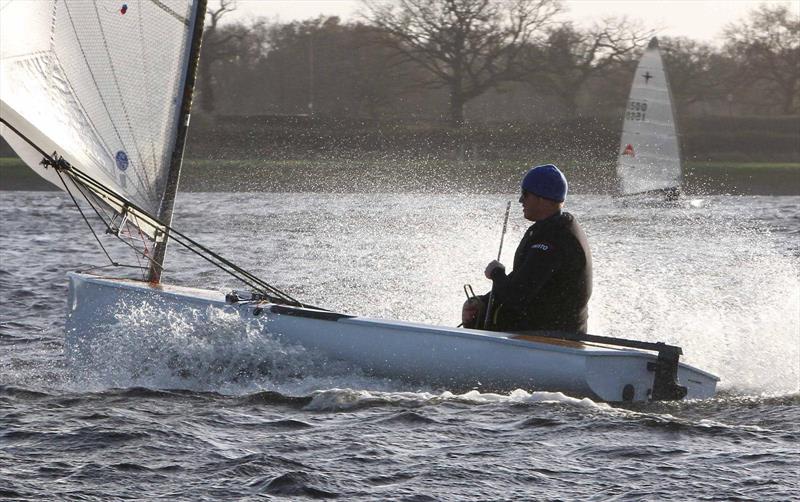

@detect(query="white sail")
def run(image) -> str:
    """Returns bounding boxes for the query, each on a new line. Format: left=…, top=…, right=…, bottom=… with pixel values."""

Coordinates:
left=617, top=38, right=681, bottom=195
left=0, top=0, right=200, bottom=221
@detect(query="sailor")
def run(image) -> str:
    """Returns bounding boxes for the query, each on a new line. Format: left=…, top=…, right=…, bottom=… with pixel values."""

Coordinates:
left=462, top=164, right=592, bottom=334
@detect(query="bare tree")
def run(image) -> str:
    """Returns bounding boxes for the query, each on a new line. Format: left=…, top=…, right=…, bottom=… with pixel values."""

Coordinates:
left=363, top=0, right=562, bottom=127
left=197, top=0, right=237, bottom=114
left=659, top=37, right=736, bottom=115
left=346, top=23, right=426, bottom=120
left=523, top=19, right=651, bottom=116
left=724, top=4, right=800, bottom=114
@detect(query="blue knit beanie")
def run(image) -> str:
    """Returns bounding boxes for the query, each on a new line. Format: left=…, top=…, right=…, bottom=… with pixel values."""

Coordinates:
left=521, top=164, right=568, bottom=202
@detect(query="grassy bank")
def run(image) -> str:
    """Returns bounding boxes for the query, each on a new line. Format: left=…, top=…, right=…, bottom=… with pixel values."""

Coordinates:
left=685, top=161, right=800, bottom=170
left=683, top=161, right=800, bottom=195
left=2, top=157, right=798, bottom=194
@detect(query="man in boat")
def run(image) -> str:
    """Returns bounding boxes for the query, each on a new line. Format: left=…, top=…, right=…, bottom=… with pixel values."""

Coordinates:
left=462, top=164, right=592, bottom=334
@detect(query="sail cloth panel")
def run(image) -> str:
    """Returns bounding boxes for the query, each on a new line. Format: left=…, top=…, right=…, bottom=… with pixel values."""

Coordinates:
left=617, top=39, right=681, bottom=195
left=0, top=0, right=197, bottom=223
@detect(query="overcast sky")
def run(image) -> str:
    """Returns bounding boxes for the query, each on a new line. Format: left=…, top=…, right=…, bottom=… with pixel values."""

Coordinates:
left=218, top=0, right=796, bottom=45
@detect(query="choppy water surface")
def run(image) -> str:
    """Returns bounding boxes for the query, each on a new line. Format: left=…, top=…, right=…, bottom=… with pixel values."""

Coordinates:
left=1, top=191, right=798, bottom=500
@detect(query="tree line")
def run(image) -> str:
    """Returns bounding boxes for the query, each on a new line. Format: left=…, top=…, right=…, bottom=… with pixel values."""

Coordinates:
left=197, top=0, right=799, bottom=127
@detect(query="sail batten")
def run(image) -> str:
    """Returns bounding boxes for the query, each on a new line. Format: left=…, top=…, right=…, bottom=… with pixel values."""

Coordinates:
left=1, top=0, right=200, bottom=221
left=617, top=38, right=682, bottom=196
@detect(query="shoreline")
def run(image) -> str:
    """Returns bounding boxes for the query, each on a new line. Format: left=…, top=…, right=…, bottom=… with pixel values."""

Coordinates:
left=2, top=157, right=798, bottom=195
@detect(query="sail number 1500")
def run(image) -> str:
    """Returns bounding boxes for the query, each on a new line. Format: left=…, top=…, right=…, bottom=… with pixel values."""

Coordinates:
left=626, top=100, right=647, bottom=121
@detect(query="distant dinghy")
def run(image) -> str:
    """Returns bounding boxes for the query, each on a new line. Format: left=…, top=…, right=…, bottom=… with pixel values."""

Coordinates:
left=617, top=38, right=682, bottom=198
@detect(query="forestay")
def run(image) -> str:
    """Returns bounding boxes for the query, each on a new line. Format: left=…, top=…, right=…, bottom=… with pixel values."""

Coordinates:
left=0, top=0, right=200, bottom=238
left=617, top=38, right=681, bottom=196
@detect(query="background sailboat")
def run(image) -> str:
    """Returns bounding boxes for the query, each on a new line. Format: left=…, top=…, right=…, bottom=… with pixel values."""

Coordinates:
left=617, top=37, right=682, bottom=199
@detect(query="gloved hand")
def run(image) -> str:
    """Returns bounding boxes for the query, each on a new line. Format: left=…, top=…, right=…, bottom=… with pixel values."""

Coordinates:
left=484, top=260, right=505, bottom=280
left=462, top=297, right=483, bottom=327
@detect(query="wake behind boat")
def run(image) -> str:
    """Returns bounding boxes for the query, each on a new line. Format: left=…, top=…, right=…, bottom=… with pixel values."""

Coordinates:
left=1, top=2, right=719, bottom=402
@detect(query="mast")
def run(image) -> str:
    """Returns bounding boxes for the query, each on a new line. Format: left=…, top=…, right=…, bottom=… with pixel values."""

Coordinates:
left=148, top=0, right=208, bottom=284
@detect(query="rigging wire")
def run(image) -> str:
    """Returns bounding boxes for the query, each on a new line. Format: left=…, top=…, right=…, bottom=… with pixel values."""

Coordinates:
left=1, top=116, right=307, bottom=308
left=129, top=221, right=147, bottom=281
left=71, top=178, right=153, bottom=274
left=67, top=160, right=292, bottom=300
left=60, top=158, right=275, bottom=296
left=56, top=167, right=153, bottom=276
left=53, top=167, right=117, bottom=268
left=68, top=162, right=302, bottom=304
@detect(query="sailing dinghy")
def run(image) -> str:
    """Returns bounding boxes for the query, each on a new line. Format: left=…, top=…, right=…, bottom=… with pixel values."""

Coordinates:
left=617, top=38, right=682, bottom=200
left=1, top=2, right=718, bottom=402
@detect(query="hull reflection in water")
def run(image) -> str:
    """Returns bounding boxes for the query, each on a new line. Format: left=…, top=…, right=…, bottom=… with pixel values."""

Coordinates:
left=65, top=273, right=719, bottom=402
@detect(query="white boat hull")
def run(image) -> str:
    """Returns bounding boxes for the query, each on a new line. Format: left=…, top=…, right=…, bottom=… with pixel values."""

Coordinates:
left=64, top=273, right=719, bottom=402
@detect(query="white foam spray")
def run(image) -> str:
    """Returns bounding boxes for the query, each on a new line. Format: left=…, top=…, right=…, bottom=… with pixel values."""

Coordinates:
left=65, top=300, right=402, bottom=395
left=588, top=198, right=800, bottom=396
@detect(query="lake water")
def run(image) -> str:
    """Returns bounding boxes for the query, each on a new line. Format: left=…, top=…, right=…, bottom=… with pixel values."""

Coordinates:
left=1, top=191, right=798, bottom=500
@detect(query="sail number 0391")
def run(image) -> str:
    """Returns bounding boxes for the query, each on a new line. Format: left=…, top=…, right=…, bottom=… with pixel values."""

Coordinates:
left=626, top=100, right=648, bottom=121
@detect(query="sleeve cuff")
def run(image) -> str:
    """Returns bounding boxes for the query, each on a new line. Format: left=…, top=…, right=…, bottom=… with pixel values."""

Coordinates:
left=490, top=267, right=506, bottom=281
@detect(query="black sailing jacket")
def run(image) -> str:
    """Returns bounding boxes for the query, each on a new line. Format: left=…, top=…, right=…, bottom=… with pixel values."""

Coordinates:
left=487, top=211, right=592, bottom=333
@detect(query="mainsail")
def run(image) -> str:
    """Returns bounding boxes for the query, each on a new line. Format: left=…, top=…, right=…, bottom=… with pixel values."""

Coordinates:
left=617, top=37, right=682, bottom=196
left=0, top=0, right=203, bottom=245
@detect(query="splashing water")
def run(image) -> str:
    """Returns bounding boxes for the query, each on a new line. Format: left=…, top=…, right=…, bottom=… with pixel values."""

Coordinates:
left=64, top=299, right=407, bottom=396
left=3, top=193, right=797, bottom=400
left=588, top=198, right=799, bottom=396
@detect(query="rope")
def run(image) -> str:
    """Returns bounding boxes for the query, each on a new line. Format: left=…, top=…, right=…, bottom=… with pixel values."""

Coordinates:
left=1, top=116, right=310, bottom=308
left=53, top=168, right=117, bottom=267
